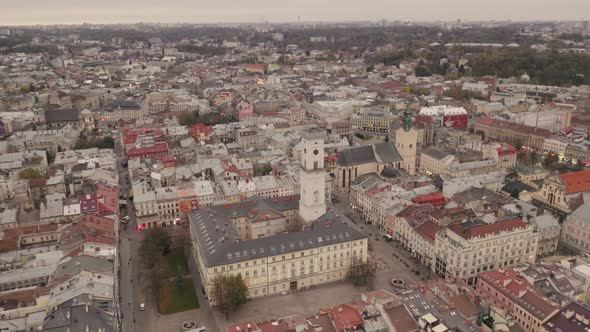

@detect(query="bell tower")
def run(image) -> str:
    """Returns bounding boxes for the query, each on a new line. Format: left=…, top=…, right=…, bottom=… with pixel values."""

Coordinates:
left=298, top=128, right=327, bottom=223
left=394, top=110, right=418, bottom=175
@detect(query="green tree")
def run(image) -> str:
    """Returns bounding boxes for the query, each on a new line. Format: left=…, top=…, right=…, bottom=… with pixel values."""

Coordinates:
left=179, top=111, right=200, bottom=126
left=148, top=269, right=163, bottom=301
left=346, top=260, right=377, bottom=288
left=253, top=164, right=272, bottom=176
left=74, top=138, right=93, bottom=150
left=211, top=274, right=248, bottom=320
left=46, top=150, right=55, bottom=164
left=19, top=168, right=42, bottom=180
left=175, top=265, right=184, bottom=290
left=96, top=136, right=115, bottom=149
left=415, top=65, right=432, bottom=77
left=543, top=152, right=560, bottom=169
left=20, top=85, right=30, bottom=94
left=139, top=227, right=172, bottom=268
left=200, top=112, right=230, bottom=126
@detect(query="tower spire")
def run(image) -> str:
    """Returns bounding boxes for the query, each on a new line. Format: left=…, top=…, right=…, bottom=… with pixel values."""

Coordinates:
left=403, top=110, right=413, bottom=131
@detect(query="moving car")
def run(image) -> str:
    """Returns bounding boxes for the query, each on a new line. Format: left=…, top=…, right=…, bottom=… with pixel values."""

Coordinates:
left=139, top=303, right=145, bottom=311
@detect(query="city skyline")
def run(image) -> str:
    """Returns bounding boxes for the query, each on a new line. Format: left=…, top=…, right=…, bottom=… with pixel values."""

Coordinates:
left=1, top=0, right=589, bottom=26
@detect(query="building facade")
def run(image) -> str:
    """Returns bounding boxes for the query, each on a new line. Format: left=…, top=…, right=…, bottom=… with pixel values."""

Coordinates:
left=434, top=218, right=539, bottom=284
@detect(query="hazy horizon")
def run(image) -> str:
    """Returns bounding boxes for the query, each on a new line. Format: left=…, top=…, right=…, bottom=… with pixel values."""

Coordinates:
left=1, top=0, right=589, bottom=26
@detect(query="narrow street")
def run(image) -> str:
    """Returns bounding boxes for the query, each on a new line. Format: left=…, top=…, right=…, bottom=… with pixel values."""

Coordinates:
left=115, top=131, right=138, bottom=332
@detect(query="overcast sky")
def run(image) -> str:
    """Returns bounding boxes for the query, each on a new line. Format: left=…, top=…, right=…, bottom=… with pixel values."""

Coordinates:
left=1, top=0, right=589, bottom=26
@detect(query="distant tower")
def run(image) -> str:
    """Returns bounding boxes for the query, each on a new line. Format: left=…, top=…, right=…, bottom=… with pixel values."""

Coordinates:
left=298, top=128, right=327, bottom=223
left=394, top=110, right=418, bottom=175
left=80, top=109, right=95, bottom=133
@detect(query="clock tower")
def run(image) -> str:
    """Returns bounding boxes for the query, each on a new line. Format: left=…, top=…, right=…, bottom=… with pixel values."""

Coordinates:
left=298, top=128, right=327, bottom=223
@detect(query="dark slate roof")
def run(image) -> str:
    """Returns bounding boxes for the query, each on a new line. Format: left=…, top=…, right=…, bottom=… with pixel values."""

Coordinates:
left=502, top=181, right=536, bottom=195
left=189, top=196, right=366, bottom=267
left=43, top=295, right=114, bottom=332
left=44, top=109, right=80, bottom=123
left=374, top=142, right=402, bottom=164
left=338, top=142, right=401, bottom=167
left=351, top=173, right=382, bottom=188
left=381, top=167, right=404, bottom=178
left=110, top=99, right=142, bottom=110
left=338, top=145, right=376, bottom=166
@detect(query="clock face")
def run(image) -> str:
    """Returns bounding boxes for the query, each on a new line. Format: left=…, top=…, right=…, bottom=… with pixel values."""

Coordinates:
left=313, top=149, right=319, bottom=155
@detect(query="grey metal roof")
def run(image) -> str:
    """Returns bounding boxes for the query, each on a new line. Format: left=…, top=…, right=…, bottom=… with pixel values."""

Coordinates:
left=189, top=196, right=367, bottom=267
left=110, top=99, right=142, bottom=110
left=502, top=181, right=536, bottom=195
left=338, top=142, right=402, bottom=167
left=338, top=145, right=376, bottom=166
left=454, top=187, right=512, bottom=205
left=374, top=142, right=402, bottom=164
left=351, top=173, right=382, bottom=188
left=44, top=109, right=80, bottom=123
left=53, top=255, right=114, bottom=280
left=43, top=295, right=114, bottom=332
left=421, top=147, right=450, bottom=160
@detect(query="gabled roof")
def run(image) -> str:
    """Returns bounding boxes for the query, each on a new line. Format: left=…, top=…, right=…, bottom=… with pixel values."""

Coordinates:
left=338, top=145, right=375, bottom=166
left=374, top=142, right=403, bottom=164
left=44, top=109, right=80, bottom=123
left=561, top=170, right=590, bottom=194
left=338, top=142, right=402, bottom=167
left=448, top=218, right=528, bottom=240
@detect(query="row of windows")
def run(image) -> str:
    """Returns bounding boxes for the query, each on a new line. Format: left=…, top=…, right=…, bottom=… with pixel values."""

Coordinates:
left=213, top=248, right=363, bottom=273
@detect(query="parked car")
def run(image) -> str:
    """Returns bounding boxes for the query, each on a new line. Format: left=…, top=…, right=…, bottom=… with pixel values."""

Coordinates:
left=139, top=303, right=145, bottom=311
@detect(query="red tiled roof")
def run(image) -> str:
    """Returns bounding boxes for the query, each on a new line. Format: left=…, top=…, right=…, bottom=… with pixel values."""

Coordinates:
left=384, top=304, right=419, bottom=332
left=123, top=128, right=164, bottom=144
left=80, top=193, right=98, bottom=213
left=97, top=183, right=119, bottom=216
left=449, top=218, right=527, bottom=240
left=190, top=123, right=214, bottom=137
left=321, top=304, right=364, bottom=332
left=415, top=220, right=443, bottom=242
left=479, top=269, right=556, bottom=320
left=258, top=321, right=290, bottom=332
left=86, top=235, right=116, bottom=246
left=225, top=322, right=260, bottom=332
left=242, top=64, right=268, bottom=72
left=496, top=143, right=518, bottom=156
left=561, top=170, right=590, bottom=194
left=127, top=142, right=169, bottom=158
left=411, top=192, right=446, bottom=205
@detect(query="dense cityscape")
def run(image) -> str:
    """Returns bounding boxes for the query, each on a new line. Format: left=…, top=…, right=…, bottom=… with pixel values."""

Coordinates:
left=1, top=19, right=590, bottom=332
